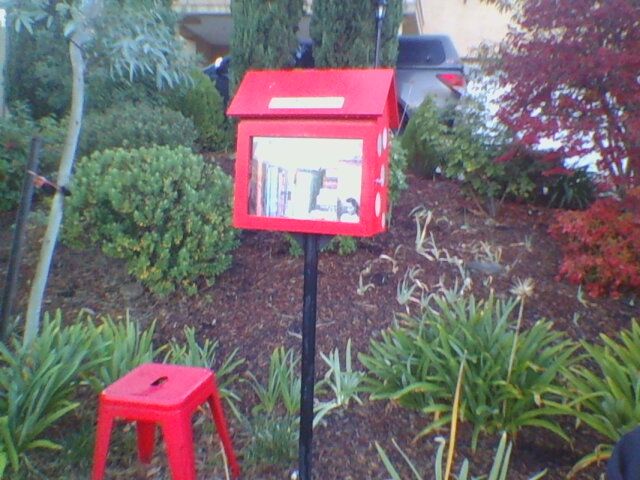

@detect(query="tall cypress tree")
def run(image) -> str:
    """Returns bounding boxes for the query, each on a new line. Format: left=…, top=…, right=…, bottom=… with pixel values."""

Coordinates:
left=310, top=0, right=402, bottom=68
left=378, top=0, right=403, bottom=67
left=230, top=0, right=304, bottom=91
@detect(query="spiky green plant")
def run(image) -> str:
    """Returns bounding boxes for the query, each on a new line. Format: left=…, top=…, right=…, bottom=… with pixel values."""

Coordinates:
left=361, top=292, right=575, bottom=448
left=375, top=432, right=546, bottom=480
left=565, top=319, right=640, bottom=476
left=85, top=313, right=159, bottom=392
left=0, top=311, right=102, bottom=474
left=164, top=327, right=244, bottom=417
left=314, top=339, right=365, bottom=426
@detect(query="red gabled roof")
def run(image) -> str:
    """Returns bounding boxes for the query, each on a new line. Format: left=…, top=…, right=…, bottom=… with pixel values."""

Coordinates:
left=227, top=69, right=399, bottom=128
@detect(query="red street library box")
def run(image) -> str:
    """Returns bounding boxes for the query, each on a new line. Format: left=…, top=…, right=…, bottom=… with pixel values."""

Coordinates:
left=227, top=69, right=399, bottom=237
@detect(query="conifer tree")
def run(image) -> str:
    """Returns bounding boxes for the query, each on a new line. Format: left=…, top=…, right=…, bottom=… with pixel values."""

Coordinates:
left=230, top=0, right=304, bottom=91
left=310, top=0, right=402, bottom=68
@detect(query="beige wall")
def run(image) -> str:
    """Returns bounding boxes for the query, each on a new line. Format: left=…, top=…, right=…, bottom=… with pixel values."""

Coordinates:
left=417, top=0, right=510, bottom=58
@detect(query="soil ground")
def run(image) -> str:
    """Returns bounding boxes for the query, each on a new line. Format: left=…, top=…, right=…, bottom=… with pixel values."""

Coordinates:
left=1, top=160, right=638, bottom=479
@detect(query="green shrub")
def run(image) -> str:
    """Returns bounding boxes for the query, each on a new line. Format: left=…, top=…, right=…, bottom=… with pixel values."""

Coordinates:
left=0, top=311, right=101, bottom=475
left=442, top=96, right=539, bottom=210
left=360, top=292, right=575, bottom=448
left=169, top=70, right=231, bottom=152
left=400, top=98, right=450, bottom=177
left=0, top=105, right=65, bottom=211
left=79, top=101, right=196, bottom=157
left=65, top=146, right=238, bottom=295
left=401, top=96, right=545, bottom=215
left=565, top=319, right=640, bottom=474
left=284, top=234, right=358, bottom=257
left=0, top=107, right=36, bottom=211
left=389, top=137, right=409, bottom=207
left=537, top=165, right=596, bottom=210
left=326, top=236, right=358, bottom=256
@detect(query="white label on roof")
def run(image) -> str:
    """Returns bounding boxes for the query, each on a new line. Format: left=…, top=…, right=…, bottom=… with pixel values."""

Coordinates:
left=269, top=96, right=345, bottom=109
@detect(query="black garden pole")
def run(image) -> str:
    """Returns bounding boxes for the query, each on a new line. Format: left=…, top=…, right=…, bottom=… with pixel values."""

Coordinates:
left=298, top=233, right=319, bottom=480
left=0, top=136, right=41, bottom=340
left=374, top=0, right=388, bottom=68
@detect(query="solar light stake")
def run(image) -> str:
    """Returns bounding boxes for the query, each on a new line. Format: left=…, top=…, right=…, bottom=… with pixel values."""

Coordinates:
left=298, top=233, right=319, bottom=480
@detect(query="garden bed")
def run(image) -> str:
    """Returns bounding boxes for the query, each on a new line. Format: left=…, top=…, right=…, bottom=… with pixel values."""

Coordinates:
left=1, top=169, right=637, bottom=479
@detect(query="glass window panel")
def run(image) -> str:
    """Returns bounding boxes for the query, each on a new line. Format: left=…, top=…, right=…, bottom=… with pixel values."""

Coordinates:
left=249, top=137, right=363, bottom=223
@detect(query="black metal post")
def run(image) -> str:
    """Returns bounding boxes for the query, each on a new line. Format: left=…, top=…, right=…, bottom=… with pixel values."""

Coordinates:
left=298, top=233, right=319, bottom=480
left=374, top=0, right=388, bottom=68
left=0, top=136, right=41, bottom=340
left=375, top=20, right=383, bottom=68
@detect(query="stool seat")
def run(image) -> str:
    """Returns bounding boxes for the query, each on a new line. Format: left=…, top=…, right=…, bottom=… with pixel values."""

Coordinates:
left=103, top=363, right=214, bottom=409
left=92, top=363, right=240, bottom=480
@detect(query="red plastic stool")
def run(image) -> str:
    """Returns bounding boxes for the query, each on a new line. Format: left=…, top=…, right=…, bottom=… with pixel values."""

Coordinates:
left=91, top=363, right=240, bottom=480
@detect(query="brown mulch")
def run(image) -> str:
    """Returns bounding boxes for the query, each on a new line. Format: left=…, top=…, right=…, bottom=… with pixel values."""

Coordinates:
left=1, top=166, right=638, bottom=479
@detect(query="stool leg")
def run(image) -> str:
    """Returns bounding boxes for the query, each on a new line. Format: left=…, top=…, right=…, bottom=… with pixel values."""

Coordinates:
left=92, top=412, right=114, bottom=480
left=136, top=421, right=156, bottom=463
left=162, top=414, right=197, bottom=480
left=208, top=375, right=240, bottom=479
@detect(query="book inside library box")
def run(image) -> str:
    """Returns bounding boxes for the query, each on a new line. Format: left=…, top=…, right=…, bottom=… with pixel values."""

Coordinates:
left=249, top=137, right=364, bottom=224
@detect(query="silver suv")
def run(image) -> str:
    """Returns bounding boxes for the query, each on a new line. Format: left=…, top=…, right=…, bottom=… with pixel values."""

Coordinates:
left=396, top=35, right=466, bottom=122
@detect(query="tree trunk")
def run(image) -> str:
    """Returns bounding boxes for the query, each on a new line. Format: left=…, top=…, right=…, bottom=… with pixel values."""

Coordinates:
left=22, top=32, right=85, bottom=346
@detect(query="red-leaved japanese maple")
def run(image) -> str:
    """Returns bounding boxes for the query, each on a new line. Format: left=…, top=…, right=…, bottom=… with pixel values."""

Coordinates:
left=497, top=0, right=640, bottom=189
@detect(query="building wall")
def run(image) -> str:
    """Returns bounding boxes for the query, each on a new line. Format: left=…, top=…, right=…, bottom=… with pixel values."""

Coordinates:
left=174, top=0, right=425, bottom=60
left=417, top=0, right=510, bottom=58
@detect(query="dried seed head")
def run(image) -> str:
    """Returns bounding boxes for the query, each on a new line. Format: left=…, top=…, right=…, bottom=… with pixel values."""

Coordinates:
left=510, top=277, right=535, bottom=299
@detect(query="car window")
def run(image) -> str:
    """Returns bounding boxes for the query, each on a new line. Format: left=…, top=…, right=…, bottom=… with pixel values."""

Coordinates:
left=397, top=39, right=446, bottom=67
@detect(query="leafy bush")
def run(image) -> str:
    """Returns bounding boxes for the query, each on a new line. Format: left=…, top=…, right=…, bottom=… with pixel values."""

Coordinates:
left=549, top=188, right=640, bottom=298
left=284, top=234, right=358, bottom=257
left=360, top=292, right=575, bottom=448
left=326, top=236, right=358, bottom=256
left=78, top=101, right=196, bottom=157
left=0, top=108, right=36, bottom=211
left=400, top=97, right=537, bottom=214
left=0, top=105, right=65, bottom=211
left=400, top=98, right=450, bottom=177
left=536, top=165, right=596, bottom=210
left=65, top=146, right=238, bottom=295
left=389, top=136, right=409, bottom=207
left=6, top=25, right=71, bottom=119
left=0, top=311, right=101, bottom=475
left=443, top=96, right=542, bottom=209
left=565, top=319, right=640, bottom=475
left=168, top=70, right=231, bottom=152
